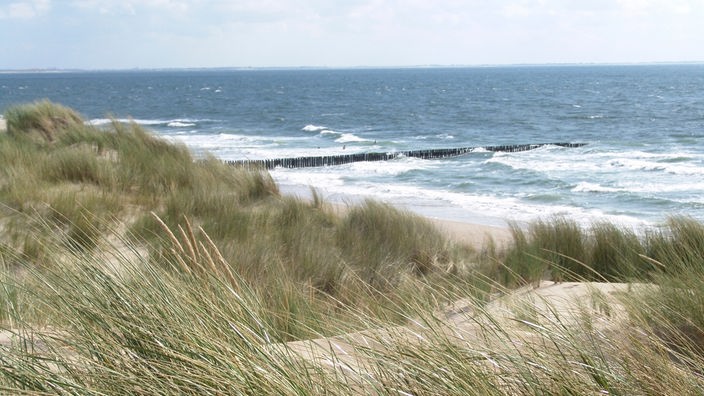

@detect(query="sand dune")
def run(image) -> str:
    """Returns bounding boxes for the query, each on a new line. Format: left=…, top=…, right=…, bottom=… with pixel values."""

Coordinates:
left=281, top=281, right=646, bottom=387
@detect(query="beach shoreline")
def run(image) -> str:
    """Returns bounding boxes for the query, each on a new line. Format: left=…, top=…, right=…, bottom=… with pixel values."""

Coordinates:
left=288, top=186, right=514, bottom=250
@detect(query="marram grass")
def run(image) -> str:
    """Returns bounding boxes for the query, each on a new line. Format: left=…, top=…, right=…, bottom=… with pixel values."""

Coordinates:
left=1, top=101, right=704, bottom=394
left=2, top=221, right=704, bottom=395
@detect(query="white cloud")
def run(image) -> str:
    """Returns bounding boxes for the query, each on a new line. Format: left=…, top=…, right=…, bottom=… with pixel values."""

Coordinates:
left=3, top=0, right=703, bottom=68
left=0, top=0, right=50, bottom=19
left=616, top=0, right=694, bottom=15
left=70, top=0, right=190, bottom=15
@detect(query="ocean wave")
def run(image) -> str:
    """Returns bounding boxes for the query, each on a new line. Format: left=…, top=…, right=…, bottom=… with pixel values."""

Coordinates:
left=572, top=182, right=621, bottom=193
left=216, top=133, right=261, bottom=142
left=608, top=158, right=704, bottom=176
left=335, top=133, right=370, bottom=143
left=590, top=150, right=702, bottom=161
left=87, top=118, right=167, bottom=126
left=87, top=118, right=208, bottom=127
left=302, top=124, right=327, bottom=132
left=347, top=157, right=428, bottom=176
left=485, top=154, right=602, bottom=173
left=618, top=181, right=704, bottom=194
left=412, top=133, right=455, bottom=140
left=273, top=172, right=648, bottom=228
left=168, top=121, right=196, bottom=127
left=486, top=148, right=704, bottom=176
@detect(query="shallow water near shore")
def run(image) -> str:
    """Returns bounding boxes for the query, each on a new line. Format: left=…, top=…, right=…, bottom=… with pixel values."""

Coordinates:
left=2, top=65, right=703, bottom=227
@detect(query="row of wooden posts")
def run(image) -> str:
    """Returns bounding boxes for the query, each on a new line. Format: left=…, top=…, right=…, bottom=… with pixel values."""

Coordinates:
left=227, top=142, right=587, bottom=170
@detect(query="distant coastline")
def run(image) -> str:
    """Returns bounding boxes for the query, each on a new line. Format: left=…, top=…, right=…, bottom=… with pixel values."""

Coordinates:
left=1, top=60, right=702, bottom=74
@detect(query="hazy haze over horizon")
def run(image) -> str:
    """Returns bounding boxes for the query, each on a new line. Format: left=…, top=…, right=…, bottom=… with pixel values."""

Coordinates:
left=1, top=0, right=703, bottom=70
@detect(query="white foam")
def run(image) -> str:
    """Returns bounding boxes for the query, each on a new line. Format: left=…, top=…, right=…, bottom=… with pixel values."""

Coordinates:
left=412, top=133, right=455, bottom=140
left=608, top=158, right=704, bottom=176
left=272, top=169, right=648, bottom=228
left=122, top=118, right=169, bottom=125
left=87, top=118, right=213, bottom=128
left=87, top=118, right=168, bottom=126
left=302, top=124, right=327, bottom=132
left=572, top=182, right=621, bottom=193
left=486, top=148, right=704, bottom=177
left=616, top=181, right=704, bottom=194
left=273, top=169, right=345, bottom=188
left=347, top=157, right=429, bottom=176
left=167, top=121, right=196, bottom=127
left=335, top=133, right=369, bottom=143
left=86, top=118, right=116, bottom=126
left=486, top=153, right=602, bottom=173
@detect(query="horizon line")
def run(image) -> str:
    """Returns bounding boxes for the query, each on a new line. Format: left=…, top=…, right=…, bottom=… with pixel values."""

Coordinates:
left=1, top=60, right=703, bottom=73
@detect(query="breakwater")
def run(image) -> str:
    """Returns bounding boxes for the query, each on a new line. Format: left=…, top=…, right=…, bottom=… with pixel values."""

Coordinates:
left=229, top=142, right=586, bottom=169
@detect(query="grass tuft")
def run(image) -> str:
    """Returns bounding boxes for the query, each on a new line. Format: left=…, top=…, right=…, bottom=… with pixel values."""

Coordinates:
left=4, top=99, right=84, bottom=143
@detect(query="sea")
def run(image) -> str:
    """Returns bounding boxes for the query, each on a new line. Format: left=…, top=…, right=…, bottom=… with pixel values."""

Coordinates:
left=2, top=65, right=703, bottom=229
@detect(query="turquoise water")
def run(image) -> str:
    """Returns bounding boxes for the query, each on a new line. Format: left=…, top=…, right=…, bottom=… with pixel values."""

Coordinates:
left=2, top=65, right=703, bottom=227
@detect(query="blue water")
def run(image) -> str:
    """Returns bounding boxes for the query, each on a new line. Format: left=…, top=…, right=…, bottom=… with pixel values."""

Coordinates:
left=2, top=65, right=704, bottom=227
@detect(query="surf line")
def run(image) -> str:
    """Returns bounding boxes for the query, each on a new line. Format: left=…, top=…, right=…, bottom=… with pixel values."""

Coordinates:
left=228, top=142, right=586, bottom=170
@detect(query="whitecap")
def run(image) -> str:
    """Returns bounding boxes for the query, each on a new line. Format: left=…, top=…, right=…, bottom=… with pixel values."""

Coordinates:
left=607, top=158, right=704, bottom=176
left=168, top=121, right=196, bottom=127
left=88, top=118, right=213, bottom=128
left=127, top=119, right=169, bottom=125
left=215, top=133, right=269, bottom=143
left=86, top=118, right=113, bottom=126
left=335, top=133, right=369, bottom=143
left=302, top=124, right=327, bottom=132
left=617, top=181, right=704, bottom=194
left=572, top=182, right=621, bottom=193
left=87, top=118, right=168, bottom=126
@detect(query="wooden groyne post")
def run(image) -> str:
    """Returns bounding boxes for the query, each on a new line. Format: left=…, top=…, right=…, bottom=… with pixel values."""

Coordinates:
left=228, top=142, right=586, bottom=170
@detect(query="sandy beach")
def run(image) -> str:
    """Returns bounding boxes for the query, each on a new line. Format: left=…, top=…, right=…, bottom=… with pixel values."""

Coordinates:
left=428, top=217, right=513, bottom=249
left=0, top=118, right=6, bottom=132
left=322, top=198, right=512, bottom=250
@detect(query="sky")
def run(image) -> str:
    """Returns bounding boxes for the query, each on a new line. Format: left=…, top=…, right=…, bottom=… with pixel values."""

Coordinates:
left=1, top=0, right=703, bottom=70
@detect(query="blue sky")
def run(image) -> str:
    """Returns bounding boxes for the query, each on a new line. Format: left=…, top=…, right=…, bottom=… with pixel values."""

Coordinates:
left=2, top=0, right=703, bottom=69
